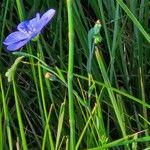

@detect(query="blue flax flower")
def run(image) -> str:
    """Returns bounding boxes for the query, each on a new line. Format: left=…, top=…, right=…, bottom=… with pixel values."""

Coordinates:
left=3, top=9, right=55, bottom=51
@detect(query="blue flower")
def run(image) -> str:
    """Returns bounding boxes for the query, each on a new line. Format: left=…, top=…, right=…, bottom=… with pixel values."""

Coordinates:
left=3, top=9, right=56, bottom=51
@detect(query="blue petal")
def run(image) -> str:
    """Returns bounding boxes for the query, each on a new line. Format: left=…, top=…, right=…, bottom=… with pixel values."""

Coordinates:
left=3, top=31, right=28, bottom=45
left=29, top=13, right=40, bottom=26
left=6, top=38, right=30, bottom=51
left=35, top=9, right=55, bottom=31
left=17, top=21, right=30, bottom=32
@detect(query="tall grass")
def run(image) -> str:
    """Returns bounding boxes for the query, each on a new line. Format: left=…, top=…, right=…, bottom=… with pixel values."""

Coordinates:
left=0, top=0, right=150, bottom=149
left=67, top=0, right=76, bottom=149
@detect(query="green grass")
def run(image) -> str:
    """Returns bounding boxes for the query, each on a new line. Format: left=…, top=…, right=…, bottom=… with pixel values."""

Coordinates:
left=0, top=0, right=150, bottom=149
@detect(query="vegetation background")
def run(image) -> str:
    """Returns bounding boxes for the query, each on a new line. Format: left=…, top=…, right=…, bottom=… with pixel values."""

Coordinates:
left=0, top=0, right=150, bottom=149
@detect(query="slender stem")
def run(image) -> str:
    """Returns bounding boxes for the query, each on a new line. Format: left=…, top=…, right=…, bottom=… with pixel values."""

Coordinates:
left=95, top=46, right=126, bottom=137
left=0, top=75, right=13, bottom=150
left=16, top=0, right=25, bottom=21
left=37, top=40, right=54, bottom=150
left=116, top=0, right=150, bottom=43
left=15, top=1, right=46, bottom=145
left=0, top=111, right=2, bottom=150
left=12, top=74, right=27, bottom=150
left=0, top=0, right=9, bottom=53
left=67, top=0, right=75, bottom=149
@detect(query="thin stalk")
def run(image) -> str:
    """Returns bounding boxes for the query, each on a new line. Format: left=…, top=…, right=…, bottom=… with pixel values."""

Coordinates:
left=66, top=137, right=69, bottom=150
left=95, top=46, right=126, bottom=137
left=109, top=4, right=119, bottom=82
left=116, top=0, right=150, bottom=43
left=138, top=0, right=148, bottom=139
left=0, top=0, right=9, bottom=53
left=0, top=75, right=13, bottom=150
left=87, top=40, right=94, bottom=106
left=37, top=40, right=54, bottom=150
left=76, top=105, right=96, bottom=150
left=0, top=111, right=2, bottom=150
left=67, top=0, right=75, bottom=149
left=16, top=0, right=25, bottom=21
left=12, top=74, right=27, bottom=150
left=58, top=2, right=63, bottom=69
left=97, top=0, right=111, bottom=53
left=16, top=0, right=46, bottom=136
left=42, top=105, right=53, bottom=150
left=130, top=0, right=148, bottom=139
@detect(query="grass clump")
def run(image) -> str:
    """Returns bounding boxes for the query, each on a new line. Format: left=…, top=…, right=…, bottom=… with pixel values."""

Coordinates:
left=0, top=0, right=150, bottom=149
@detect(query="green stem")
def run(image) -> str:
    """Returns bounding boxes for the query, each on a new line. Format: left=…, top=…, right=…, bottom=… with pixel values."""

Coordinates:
left=16, top=0, right=25, bottom=21
left=0, top=111, right=2, bottom=150
left=37, top=40, right=54, bottom=150
left=0, top=0, right=10, bottom=53
left=116, top=0, right=150, bottom=43
left=0, top=75, right=13, bottom=150
left=15, top=0, right=46, bottom=143
left=67, top=0, right=75, bottom=149
left=12, top=74, right=27, bottom=150
left=95, top=46, right=126, bottom=137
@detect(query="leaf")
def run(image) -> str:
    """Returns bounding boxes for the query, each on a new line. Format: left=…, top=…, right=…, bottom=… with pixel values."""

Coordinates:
left=5, top=56, right=24, bottom=82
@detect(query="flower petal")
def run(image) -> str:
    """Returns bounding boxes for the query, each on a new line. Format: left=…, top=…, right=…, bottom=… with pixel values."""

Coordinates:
left=17, top=21, right=30, bottom=32
left=3, top=31, right=28, bottom=45
left=29, top=13, right=40, bottom=26
left=6, top=38, right=30, bottom=51
left=35, top=9, right=55, bottom=31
